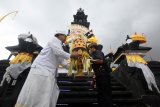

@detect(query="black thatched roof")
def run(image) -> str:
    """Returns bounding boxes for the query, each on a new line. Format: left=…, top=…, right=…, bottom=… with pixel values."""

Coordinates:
left=5, top=44, right=43, bottom=54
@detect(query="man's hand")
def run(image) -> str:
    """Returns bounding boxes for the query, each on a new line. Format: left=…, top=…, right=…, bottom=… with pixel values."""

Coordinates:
left=70, top=52, right=82, bottom=59
left=90, top=59, right=103, bottom=64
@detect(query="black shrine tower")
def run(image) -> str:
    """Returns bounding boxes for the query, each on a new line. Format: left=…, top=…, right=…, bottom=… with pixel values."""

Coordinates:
left=71, top=8, right=90, bottom=28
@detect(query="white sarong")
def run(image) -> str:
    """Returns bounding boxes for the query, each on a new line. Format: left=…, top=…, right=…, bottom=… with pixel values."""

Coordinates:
left=15, top=66, right=60, bottom=107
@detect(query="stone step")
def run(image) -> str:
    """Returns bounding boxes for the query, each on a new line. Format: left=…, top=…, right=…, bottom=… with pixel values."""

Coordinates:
left=57, top=98, right=140, bottom=105
left=59, top=91, right=132, bottom=98
left=57, top=77, right=116, bottom=82
left=58, top=81, right=122, bottom=86
left=59, top=85, right=126, bottom=91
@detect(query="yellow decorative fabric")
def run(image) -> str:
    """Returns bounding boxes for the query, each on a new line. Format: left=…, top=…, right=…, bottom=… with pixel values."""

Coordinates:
left=10, top=53, right=33, bottom=64
left=112, top=67, right=116, bottom=72
left=126, top=54, right=147, bottom=64
left=64, top=36, right=71, bottom=45
left=87, top=36, right=97, bottom=44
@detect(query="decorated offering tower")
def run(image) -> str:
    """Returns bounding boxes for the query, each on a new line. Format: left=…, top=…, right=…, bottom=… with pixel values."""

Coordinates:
left=66, top=8, right=98, bottom=77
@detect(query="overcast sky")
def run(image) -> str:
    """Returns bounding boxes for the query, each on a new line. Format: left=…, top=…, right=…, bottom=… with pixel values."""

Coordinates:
left=0, top=0, right=160, bottom=60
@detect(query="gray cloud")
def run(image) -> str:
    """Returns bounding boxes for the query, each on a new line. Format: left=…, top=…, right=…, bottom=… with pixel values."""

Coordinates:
left=0, top=0, right=160, bottom=60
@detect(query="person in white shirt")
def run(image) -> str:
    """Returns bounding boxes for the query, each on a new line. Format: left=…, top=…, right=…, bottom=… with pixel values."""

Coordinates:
left=15, top=31, right=79, bottom=107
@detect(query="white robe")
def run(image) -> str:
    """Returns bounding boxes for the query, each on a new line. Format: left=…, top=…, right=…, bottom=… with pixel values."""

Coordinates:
left=15, top=37, right=70, bottom=107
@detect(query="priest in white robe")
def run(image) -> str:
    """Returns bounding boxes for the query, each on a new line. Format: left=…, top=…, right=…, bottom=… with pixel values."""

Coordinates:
left=15, top=31, right=78, bottom=107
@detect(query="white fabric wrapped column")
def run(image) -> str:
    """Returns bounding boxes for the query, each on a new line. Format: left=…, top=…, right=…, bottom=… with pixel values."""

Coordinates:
left=128, top=62, right=160, bottom=93
left=0, top=62, right=31, bottom=86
